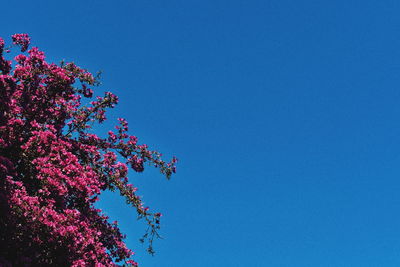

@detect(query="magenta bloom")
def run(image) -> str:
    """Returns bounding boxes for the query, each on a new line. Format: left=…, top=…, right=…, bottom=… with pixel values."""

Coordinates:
left=0, top=34, right=177, bottom=266
left=11, top=33, right=31, bottom=52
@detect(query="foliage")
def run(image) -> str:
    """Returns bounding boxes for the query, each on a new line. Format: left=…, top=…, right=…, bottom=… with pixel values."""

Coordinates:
left=0, top=34, right=177, bottom=266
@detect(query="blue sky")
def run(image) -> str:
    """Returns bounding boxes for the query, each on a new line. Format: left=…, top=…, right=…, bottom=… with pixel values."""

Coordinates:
left=3, top=0, right=400, bottom=266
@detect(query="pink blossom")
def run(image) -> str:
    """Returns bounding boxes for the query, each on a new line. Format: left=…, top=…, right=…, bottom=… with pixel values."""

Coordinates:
left=0, top=33, right=177, bottom=266
left=11, top=33, right=30, bottom=52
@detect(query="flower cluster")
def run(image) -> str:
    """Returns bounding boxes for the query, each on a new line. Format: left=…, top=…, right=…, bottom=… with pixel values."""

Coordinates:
left=0, top=34, right=176, bottom=266
left=12, top=33, right=31, bottom=52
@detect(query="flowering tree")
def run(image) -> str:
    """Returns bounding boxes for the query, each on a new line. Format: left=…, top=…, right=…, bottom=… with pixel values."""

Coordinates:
left=0, top=34, right=177, bottom=266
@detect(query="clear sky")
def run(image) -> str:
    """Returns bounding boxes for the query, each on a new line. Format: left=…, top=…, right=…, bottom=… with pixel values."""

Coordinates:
left=3, top=0, right=400, bottom=266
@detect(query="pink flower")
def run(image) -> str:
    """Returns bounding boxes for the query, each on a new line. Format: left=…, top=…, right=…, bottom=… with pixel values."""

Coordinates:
left=11, top=33, right=30, bottom=52
left=0, top=33, right=177, bottom=267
